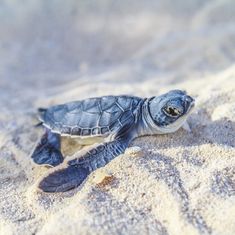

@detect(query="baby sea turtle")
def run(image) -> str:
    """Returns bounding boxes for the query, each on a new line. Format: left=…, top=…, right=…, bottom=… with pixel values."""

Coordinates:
left=31, top=90, right=195, bottom=192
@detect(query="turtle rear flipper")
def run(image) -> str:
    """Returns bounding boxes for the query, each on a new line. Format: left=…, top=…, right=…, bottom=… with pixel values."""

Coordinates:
left=31, top=129, right=64, bottom=167
left=38, top=137, right=130, bottom=192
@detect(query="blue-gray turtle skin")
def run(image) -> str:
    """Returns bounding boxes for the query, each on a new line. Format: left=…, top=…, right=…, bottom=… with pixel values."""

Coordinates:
left=31, top=90, right=195, bottom=192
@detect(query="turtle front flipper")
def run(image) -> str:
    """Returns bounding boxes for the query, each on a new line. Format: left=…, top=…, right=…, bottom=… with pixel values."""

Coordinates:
left=38, top=137, right=130, bottom=192
left=31, top=129, right=64, bottom=167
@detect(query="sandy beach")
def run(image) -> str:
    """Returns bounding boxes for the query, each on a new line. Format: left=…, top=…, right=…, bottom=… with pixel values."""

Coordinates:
left=0, top=0, right=235, bottom=234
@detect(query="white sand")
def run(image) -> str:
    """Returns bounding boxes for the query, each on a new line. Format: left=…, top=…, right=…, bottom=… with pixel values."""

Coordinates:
left=0, top=1, right=235, bottom=234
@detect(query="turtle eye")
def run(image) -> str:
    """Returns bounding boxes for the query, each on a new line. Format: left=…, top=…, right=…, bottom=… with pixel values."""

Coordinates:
left=164, top=106, right=181, bottom=117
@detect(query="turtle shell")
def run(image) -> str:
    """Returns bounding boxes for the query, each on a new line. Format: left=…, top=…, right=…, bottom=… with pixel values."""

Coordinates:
left=40, top=95, right=142, bottom=138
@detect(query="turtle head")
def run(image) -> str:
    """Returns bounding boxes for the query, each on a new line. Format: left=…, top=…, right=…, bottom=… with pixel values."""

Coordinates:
left=148, top=90, right=195, bottom=134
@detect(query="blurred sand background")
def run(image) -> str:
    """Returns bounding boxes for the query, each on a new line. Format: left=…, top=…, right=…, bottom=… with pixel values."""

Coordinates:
left=0, top=0, right=235, bottom=234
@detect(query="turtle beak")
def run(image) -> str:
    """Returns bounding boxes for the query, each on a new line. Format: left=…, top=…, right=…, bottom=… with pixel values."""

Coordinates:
left=184, top=95, right=195, bottom=112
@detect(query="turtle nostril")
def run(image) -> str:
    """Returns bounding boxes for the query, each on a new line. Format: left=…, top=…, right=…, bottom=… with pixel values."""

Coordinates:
left=185, top=96, right=194, bottom=103
left=188, top=96, right=195, bottom=103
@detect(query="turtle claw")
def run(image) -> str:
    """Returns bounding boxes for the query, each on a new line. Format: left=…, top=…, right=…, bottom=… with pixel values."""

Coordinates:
left=38, top=165, right=90, bottom=192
